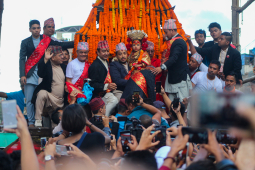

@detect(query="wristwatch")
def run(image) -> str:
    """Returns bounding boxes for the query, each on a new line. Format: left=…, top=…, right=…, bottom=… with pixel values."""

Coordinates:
left=160, top=64, right=166, bottom=70
left=45, top=155, right=54, bottom=162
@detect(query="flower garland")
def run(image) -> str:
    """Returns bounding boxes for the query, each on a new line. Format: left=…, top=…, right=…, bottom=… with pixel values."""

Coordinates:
left=73, top=0, right=189, bottom=63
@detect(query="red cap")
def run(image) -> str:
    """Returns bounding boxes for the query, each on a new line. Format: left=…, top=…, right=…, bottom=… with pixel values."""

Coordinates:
left=89, top=97, right=105, bottom=111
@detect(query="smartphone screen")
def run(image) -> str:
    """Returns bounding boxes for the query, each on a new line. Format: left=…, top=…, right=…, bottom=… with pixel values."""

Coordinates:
left=94, top=116, right=102, bottom=122
left=182, top=127, right=208, bottom=144
left=56, top=145, right=71, bottom=156
left=133, top=91, right=140, bottom=103
left=1, top=100, right=17, bottom=129
left=151, top=126, right=166, bottom=148
left=117, top=116, right=128, bottom=122
left=120, top=131, right=131, bottom=152
left=217, top=130, right=237, bottom=144
left=41, top=137, right=47, bottom=149
left=156, top=81, right=161, bottom=93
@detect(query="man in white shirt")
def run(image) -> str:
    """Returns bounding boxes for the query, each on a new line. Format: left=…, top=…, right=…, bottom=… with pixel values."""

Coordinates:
left=192, top=60, right=223, bottom=93
left=66, top=42, right=90, bottom=90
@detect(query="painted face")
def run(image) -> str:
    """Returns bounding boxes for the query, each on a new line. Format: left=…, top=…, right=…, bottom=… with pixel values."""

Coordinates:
left=116, top=50, right=128, bottom=63
left=132, top=40, right=141, bottom=52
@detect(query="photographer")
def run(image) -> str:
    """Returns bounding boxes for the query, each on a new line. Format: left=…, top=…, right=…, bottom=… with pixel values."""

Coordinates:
left=125, top=94, right=169, bottom=127
left=88, top=97, right=119, bottom=137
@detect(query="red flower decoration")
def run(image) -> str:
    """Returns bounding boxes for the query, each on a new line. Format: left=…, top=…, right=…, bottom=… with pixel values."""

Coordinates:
left=127, top=37, right=132, bottom=43
left=142, top=42, right=148, bottom=51
left=226, top=55, right=229, bottom=58
left=137, top=67, right=141, bottom=70
left=126, top=43, right=132, bottom=51
left=142, top=37, right=148, bottom=43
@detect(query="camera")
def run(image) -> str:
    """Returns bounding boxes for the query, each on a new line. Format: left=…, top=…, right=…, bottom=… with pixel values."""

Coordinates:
left=117, top=116, right=144, bottom=142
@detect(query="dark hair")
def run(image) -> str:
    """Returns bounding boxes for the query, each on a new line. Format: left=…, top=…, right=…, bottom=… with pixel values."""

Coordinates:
left=92, top=108, right=103, bottom=115
left=62, top=104, right=87, bottom=134
left=143, top=98, right=153, bottom=105
left=226, top=71, right=237, bottom=82
left=122, top=150, right=157, bottom=170
left=221, top=32, right=232, bottom=45
left=118, top=104, right=128, bottom=113
left=125, top=94, right=138, bottom=107
left=186, top=160, right=216, bottom=170
left=208, top=22, right=221, bottom=31
left=209, top=60, right=221, bottom=70
left=139, top=115, right=152, bottom=128
left=9, top=151, right=21, bottom=170
left=29, top=20, right=40, bottom=28
left=170, top=102, right=185, bottom=120
left=0, top=150, right=13, bottom=170
left=62, top=48, right=69, bottom=55
left=195, top=29, right=206, bottom=38
left=51, top=108, right=62, bottom=125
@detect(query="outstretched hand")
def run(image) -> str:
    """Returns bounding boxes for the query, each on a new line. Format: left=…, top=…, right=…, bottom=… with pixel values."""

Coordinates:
left=45, top=48, right=54, bottom=61
left=136, top=124, right=160, bottom=150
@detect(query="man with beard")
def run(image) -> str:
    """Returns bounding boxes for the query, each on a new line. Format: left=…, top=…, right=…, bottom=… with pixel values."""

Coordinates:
left=224, top=72, right=242, bottom=93
left=191, top=60, right=223, bottom=93
left=110, top=43, right=131, bottom=101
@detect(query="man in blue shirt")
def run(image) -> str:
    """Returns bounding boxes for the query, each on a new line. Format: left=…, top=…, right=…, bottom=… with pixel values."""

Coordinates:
left=125, top=95, right=169, bottom=128
left=0, top=83, right=27, bottom=119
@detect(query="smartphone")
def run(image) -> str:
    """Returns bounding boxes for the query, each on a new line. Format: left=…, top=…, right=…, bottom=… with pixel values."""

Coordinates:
left=181, top=127, right=208, bottom=144
left=94, top=115, right=102, bottom=122
left=216, top=129, right=237, bottom=144
left=156, top=81, right=161, bottom=93
left=190, top=92, right=254, bottom=129
left=117, top=116, right=128, bottom=122
left=120, top=131, right=131, bottom=152
left=1, top=100, right=17, bottom=128
left=172, top=98, right=180, bottom=109
left=151, top=126, right=167, bottom=148
left=56, top=145, right=72, bottom=156
left=40, top=137, right=47, bottom=149
left=133, top=91, right=140, bottom=103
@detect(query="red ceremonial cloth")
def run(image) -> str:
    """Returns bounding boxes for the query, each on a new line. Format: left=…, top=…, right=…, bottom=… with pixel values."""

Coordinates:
left=66, top=82, right=87, bottom=103
left=25, top=34, right=51, bottom=76
left=104, top=70, right=112, bottom=93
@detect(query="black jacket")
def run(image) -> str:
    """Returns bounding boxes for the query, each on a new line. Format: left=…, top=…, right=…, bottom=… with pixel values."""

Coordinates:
left=19, top=35, right=74, bottom=78
left=110, top=61, right=130, bottom=91
left=195, top=44, right=242, bottom=81
left=88, top=58, right=108, bottom=98
left=164, top=35, right=190, bottom=84
left=31, top=58, right=67, bottom=105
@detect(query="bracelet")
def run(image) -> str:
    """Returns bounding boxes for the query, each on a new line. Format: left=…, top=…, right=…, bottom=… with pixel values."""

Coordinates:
left=89, top=123, right=93, bottom=128
left=164, top=156, right=175, bottom=162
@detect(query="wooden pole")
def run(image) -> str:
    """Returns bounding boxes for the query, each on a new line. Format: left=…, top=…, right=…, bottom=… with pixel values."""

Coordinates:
left=232, top=0, right=240, bottom=51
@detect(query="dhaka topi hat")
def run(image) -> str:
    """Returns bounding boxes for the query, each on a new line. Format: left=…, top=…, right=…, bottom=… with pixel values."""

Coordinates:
left=44, top=18, right=54, bottom=27
left=116, top=42, right=127, bottom=52
left=77, top=42, right=89, bottom=51
left=49, top=45, right=62, bottom=54
left=97, top=40, right=109, bottom=49
left=146, top=41, right=154, bottom=50
left=191, top=52, right=203, bottom=64
left=163, top=19, right=177, bottom=30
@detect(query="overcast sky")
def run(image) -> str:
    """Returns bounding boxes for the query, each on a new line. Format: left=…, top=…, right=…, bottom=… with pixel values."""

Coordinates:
left=0, top=0, right=254, bottom=92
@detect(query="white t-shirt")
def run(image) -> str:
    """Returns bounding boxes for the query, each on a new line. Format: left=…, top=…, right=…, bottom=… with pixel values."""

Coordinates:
left=192, top=72, right=223, bottom=93
left=198, top=63, right=225, bottom=88
left=66, top=58, right=86, bottom=84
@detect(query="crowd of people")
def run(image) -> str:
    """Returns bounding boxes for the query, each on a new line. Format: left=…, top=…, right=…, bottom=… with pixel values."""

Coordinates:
left=1, top=16, right=255, bottom=170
